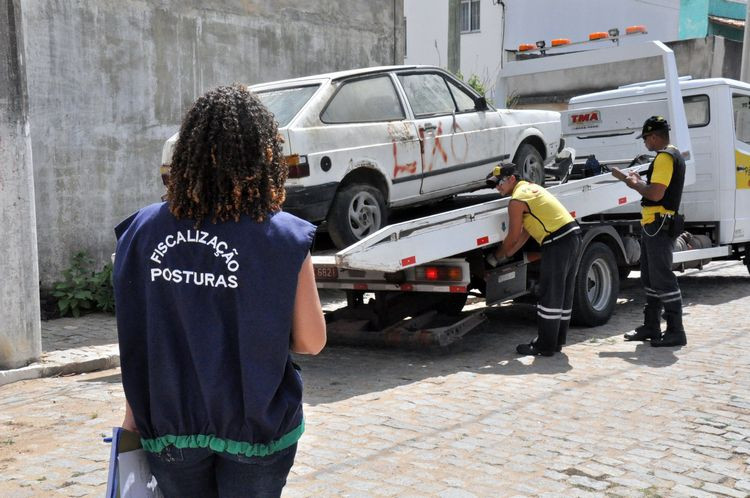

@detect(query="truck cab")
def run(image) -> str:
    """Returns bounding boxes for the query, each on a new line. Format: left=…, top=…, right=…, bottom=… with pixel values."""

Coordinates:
left=564, top=77, right=750, bottom=247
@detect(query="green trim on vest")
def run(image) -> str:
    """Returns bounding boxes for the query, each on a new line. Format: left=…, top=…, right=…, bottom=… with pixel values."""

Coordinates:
left=140, top=420, right=304, bottom=457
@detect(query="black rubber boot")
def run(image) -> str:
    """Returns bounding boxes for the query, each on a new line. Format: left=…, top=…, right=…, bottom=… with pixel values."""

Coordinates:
left=516, top=342, right=555, bottom=357
left=652, top=302, right=687, bottom=347
left=624, top=299, right=662, bottom=341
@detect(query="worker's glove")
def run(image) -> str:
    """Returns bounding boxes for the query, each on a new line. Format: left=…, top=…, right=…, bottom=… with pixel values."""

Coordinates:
left=485, top=253, right=509, bottom=268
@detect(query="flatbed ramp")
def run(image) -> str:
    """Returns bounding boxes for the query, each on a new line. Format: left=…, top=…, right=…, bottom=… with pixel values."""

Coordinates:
left=332, top=170, right=644, bottom=272
left=316, top=169, right=650, bottom=349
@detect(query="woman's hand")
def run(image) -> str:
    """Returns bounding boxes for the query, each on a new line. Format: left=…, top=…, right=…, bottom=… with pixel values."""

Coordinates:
left=122, top=400, right=139, bottom=433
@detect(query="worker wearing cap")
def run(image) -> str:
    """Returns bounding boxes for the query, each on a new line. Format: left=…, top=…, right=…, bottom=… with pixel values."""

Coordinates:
left=486, top=164, right=581, bottom=356
left=616, top=116, right=687, bottom=347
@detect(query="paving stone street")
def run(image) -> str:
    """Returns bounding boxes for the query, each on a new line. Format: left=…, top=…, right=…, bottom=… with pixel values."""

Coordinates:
left=1, top=261, right=749, bottom=497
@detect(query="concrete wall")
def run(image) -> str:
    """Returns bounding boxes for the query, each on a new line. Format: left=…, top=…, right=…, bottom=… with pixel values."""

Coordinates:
left=405, top=0, right=448, bottom=68
left=405, top=0, right=682, bottom=103
left=459, top=0, right=503, bottom=87
left=504, top=36, right=741, bottom=108
left=1, top=0, right=41, bottom=368
left=504, top=0, right=680, bottom=52
left=404, top=0, right=502, bottom=84
left=709, top=0, right=746, bottom=19
left=19, top=0, right=404, bottom=287
left=679, top=0, right=710, bottom=38
left=679, top=0, right=746, bottom=41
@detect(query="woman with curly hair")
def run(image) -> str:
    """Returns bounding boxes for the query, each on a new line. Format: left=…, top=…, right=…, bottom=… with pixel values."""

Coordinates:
left=113, top=84, right=326, bottom=497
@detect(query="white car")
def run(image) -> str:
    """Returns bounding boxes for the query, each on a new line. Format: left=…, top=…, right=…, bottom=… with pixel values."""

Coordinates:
left=162, top=66, right=563, bottom=248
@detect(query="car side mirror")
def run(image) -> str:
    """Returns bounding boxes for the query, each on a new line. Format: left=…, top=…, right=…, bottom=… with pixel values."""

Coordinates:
left=474, top=96, right=488, bottom=111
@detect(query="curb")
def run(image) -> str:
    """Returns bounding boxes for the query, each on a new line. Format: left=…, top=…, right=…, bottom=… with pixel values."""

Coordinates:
left=0, top=351, right=120, bottom=388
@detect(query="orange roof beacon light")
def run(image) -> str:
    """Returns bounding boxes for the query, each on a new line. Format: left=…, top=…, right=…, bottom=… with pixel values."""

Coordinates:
left=625, top=25, right=647, bottom=35
left=518, top=43, right=536, bottom=52
left=551, top=38, right=571, bottom=47
left=589, top=31, right=608, bottom=41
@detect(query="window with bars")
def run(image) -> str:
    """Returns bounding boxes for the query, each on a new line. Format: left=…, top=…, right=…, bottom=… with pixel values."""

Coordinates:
left=460, top=0, right=480, bottom=33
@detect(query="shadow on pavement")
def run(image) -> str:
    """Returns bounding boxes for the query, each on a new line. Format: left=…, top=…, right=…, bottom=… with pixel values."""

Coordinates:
left=598, top=343, right=679, bottom=367
left=72, top=263, right=747, bottom=407
left=300, top=265, right=749, bottom=405
left=78, top=373, right=123, bottom=383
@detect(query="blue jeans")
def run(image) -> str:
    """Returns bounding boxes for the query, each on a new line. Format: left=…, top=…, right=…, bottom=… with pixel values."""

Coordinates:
left=145, top=444, right=297, bottom=498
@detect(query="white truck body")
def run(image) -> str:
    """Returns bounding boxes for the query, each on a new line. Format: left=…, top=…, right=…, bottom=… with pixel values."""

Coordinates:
left=564, top=78, right=750, bottom=246
left=328, top=41, right=694, bottom=272
left=312, top=41, right=749, bottom=331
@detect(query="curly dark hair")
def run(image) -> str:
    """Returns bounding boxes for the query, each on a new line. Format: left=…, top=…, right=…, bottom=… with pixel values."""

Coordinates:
left=167, top=84, right=287, bottom=224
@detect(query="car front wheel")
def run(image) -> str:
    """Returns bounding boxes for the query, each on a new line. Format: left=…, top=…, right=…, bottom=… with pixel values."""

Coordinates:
left=327, top=183, right=387, bottom=248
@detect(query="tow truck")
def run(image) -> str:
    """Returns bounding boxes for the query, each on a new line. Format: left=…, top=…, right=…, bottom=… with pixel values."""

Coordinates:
left=313, top=40, right=749, bottom=347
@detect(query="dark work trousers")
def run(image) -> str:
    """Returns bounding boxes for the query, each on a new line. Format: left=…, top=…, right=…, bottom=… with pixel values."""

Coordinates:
left=535, top=232, right=582, bottom=351
left=146, top=444, right=297, bottom=498
left=640, top=222, right=683, bottom=326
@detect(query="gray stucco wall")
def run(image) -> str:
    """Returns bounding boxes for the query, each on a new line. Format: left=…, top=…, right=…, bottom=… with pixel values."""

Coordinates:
left=1, top=0, right=41, bottom=368
left=20, top=0, right=404, bottom=287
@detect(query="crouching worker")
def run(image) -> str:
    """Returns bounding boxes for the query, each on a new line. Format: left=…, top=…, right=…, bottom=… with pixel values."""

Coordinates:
left=113, top=84, right=326, bottom=498
left=486, top=164, right=581, bottom=356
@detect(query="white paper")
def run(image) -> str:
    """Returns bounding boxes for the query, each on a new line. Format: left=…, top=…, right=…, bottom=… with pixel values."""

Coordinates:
left=117, top=449, right=163, bottom=498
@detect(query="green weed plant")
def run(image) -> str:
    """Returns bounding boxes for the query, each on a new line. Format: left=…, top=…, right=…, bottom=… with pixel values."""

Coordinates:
left=52, top=252, right=114, bottom=317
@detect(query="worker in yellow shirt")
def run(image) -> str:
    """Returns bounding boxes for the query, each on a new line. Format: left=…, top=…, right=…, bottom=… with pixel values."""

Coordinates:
left=486, top=163, right=581, bottom=356
left=615, top=116, right=687, bottom=347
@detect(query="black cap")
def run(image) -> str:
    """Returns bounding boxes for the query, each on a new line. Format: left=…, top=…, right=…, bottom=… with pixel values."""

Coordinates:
left=637, top=115, right=670, bottom=139
left=485, top=163, right=517, bottom=187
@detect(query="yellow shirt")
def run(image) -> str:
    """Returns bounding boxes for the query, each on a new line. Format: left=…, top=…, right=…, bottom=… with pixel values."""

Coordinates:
left=641, top=151, right=675, bottom=225
left=512, top=181, right=575, bottom=244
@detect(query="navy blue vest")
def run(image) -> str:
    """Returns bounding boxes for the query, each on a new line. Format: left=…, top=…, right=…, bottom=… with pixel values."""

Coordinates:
left=641, top=146, right=686, bottom=212
left=113, top=203, right=315, bottom=457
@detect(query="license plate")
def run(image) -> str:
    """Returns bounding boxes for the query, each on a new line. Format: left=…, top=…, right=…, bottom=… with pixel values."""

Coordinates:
left=315, top=265, right=338, bottom=281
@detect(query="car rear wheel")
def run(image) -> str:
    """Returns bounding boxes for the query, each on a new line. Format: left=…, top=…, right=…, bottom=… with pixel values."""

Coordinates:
left=327, top=183, right=387, bottom=248
left=513, top=144, right=545, bottom=185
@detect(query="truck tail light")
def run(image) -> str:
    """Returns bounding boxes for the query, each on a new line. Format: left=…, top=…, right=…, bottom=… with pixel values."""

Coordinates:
left=415, top=265, right=463, bottom=282
left=285, top=154, right=310, bottom=178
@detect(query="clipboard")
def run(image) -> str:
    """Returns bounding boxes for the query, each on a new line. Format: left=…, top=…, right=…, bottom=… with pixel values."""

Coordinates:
left=105, top=427, right=162, bottom=498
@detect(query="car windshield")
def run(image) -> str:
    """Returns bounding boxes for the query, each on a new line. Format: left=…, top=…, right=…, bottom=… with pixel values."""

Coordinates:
left=256, top=85, right=319, bottom=127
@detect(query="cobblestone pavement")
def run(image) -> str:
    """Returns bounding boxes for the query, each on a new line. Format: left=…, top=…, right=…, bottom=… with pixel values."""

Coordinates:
left=1, top=261, right=749, bottom=497
left=0, top=315, right=119, bottom=386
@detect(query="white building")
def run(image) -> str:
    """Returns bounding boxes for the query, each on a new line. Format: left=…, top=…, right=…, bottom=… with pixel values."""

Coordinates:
left=404, top=0, right=682, bottom=103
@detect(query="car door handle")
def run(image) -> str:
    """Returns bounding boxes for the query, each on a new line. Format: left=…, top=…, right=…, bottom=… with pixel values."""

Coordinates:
left=422, top=123, right=436, bottom=132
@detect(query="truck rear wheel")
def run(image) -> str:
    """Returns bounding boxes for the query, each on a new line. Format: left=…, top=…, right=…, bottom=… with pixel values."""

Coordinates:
left=572, top=242, right=619, bottom=326
left=327, top=183, right=387, bottom=248
left=513, top=144, right=545, bottom=186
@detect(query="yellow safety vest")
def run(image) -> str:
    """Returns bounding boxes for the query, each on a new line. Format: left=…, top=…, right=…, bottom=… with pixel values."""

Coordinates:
left=511, top=181, right=574, bottom=245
